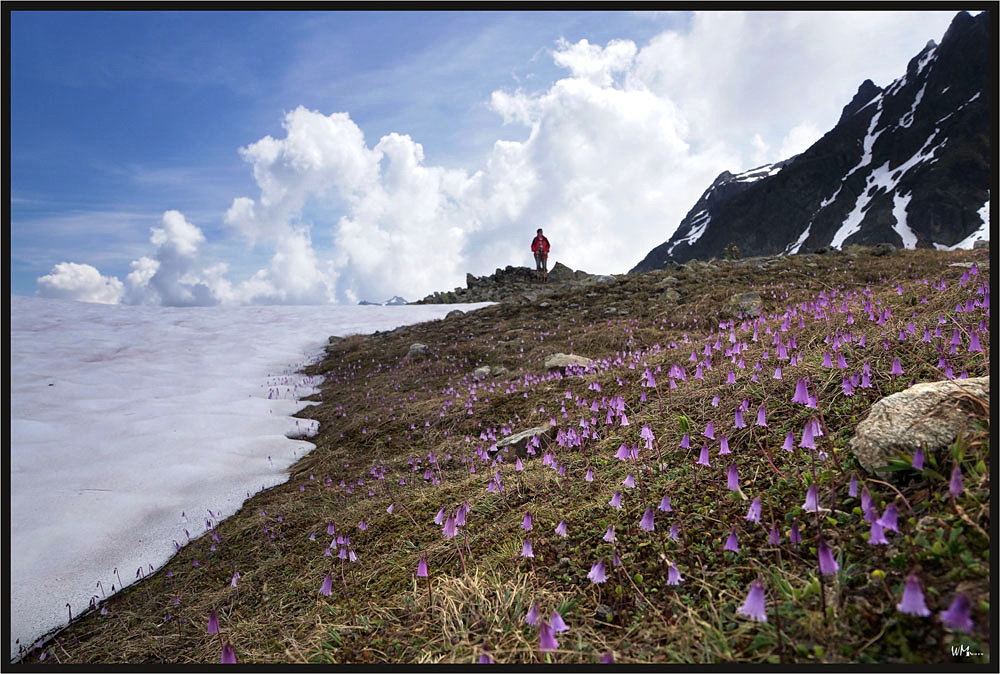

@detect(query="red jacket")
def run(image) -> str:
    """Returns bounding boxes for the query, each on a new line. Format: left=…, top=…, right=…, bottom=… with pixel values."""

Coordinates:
left=531, top=234, right=550, bottom=255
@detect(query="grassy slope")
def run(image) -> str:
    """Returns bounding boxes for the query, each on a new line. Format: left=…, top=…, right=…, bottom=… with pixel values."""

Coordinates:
left=21, top=248, right=991, bottom=665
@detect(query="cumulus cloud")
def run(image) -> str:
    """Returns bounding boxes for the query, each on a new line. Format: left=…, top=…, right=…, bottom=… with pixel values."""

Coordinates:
left=36, top=262, right=124, bottom=304
left=34, top=11, right=960, bottom=305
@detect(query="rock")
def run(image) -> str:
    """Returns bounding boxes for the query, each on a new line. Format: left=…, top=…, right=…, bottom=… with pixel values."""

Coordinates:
left=544, top=353, right=596, bottom=370
left=547, top=261, right=576, bottom=282
left=594, top=604, right=615, bottom=624
left=472, top=366, right=492, bottom=380
left=538, top=302, right=550, bottom=309
left=407, top=343, right=431, bottom=359
left=848, top=376, right=989, bottom=475
left=729, top=291, right=762, bottom=317
left=871, top=242, right=897, bottom=256
left=328, top=336, right=343, bottom=345
left=491, top=366, right=509, bottom=378
left=973, top=239, right=989, bottom=249
left=661, top=288, right=681, bottom=302
left=590, top=275, right=616, bottom=285
left=446, top=309, right=465, bottom=319
left=494, top=423, right=554, bottom=460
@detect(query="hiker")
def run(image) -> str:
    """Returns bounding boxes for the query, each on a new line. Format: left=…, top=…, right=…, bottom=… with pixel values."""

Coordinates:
left=531, top=228, right=550, bottom=281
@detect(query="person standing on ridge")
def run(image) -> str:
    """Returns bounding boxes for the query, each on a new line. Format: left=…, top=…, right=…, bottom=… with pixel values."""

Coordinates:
left=531, top=228, right=550, bottom=282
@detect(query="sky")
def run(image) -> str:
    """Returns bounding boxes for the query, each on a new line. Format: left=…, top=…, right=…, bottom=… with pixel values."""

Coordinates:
left=9, top=9, right=967, bottom=305
left=9, top=295, right=492, bottom=659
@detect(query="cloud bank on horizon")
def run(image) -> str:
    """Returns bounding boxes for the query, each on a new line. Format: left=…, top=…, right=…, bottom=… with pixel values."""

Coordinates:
left=25, top=11, right=964, bottom=305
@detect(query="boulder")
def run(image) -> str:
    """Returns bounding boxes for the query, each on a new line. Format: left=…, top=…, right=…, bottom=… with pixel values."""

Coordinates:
left=871, top=242, right=897, bottom=256
left=407, top=343, right=431, bottom=359
left=544, top=353, right=596, bottom=370
left=729, top=291, right=762, bottom=317
left=472, top=366, right=492, bottom=380
left=494, top=423, right=555, bottom=460
left=973, top=239, right=989, bottom=249
left=661, top=288, right=681, bottom=303
left=446, top=309, right=465, bottom=319
left=848, top=376, right=989, bottom=475
left=547, top=261, right=576, bottom=282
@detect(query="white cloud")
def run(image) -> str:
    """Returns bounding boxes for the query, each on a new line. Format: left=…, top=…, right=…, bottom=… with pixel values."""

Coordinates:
left=779, top=122, right=823, bottom=160
left=36, top=262, right=124, bottom=304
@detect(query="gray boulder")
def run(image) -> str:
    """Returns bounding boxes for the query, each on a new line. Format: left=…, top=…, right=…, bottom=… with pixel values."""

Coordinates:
left=407, top=343, right=432, bottom=359
left=547, top=261, right=576, bottom=282
left=730, top=291, right=762, bottom=316
left=849, top=376, right=989, bottom=475
left=973, top=239, right=989, bottom=249
left=494, top=423, right=555, bottom=460
left=472, top=365, right=492, bottom=380
left=446, top=309, right=465, bottom=319
left=544, top=353, right=596, bottom=370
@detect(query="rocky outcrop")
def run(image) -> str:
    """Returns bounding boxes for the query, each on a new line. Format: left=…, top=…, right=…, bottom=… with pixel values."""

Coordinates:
left=492, top=423, right=555, bottom=460
left=415, top=262, right=616, bottom=304
left=848, top=376, right=989, bottom=475
left=544, top=353, right=596, bottom=371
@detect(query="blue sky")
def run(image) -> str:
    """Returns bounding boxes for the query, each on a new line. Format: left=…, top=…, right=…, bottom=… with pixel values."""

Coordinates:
left=9, top=9, right=963, bottom=304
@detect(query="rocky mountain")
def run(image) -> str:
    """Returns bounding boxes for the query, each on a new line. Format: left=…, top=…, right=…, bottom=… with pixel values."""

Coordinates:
left=358, top=296, right=410, bottom=306
left=631, top=10, right=991, bottom=273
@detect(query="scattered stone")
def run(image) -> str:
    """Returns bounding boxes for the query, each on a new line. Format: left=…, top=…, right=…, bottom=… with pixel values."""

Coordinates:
left=661, top=288, right=681, bottom=302
left=594, top=604, right=615, bottom=623
left=494, top=423, right=554, bottom=460
left=729, top=291, right=762, bottom=317
left=544, top=353, right=596, bottom=370
left=973, top=239, right=989, bottom=249
left=538, top=302, right=550, bottom=309
left=490, top=366, right=509, bottom=378
left=446, top=309, right=465, bottom=319
left=407, top=343, right=432, bottom=359
left=848, top=376, right=989, bottom=475
left=547, top=261, right=576, bottom=282
left=328, top=336, right=343, bottom=345
left=871, top=242, right=897, bottom=256
left=472, top=366, right=492, bottom=380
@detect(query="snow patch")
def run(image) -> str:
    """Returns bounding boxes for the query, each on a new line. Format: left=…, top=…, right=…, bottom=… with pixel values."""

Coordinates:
left=667, top=210, right=711, bottom=256
left=831, top=131, right=947, bottom=249
left=933, top=193, right=990, bottom=250
left=891, top=192, right=918, bottom=248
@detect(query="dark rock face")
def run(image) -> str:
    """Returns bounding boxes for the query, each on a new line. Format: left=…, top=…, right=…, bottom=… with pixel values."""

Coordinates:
left=631, top=10, right=990, bottom=273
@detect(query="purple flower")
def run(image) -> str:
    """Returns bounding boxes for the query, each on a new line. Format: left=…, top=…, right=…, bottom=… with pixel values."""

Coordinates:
left=609, top=491, right=623, bottom=509
left=696, top=445, right=711, bottom=467
left=551, top=610, right=569, bottom=633
left=614, top=444, right=630, bottom=460
left=724, top=528, right=739, bottom=552
left=802, top=484, right=820, bottom=512
left=782, top=432, right=795, bottom=452
left=896, top=574, right=931, bottom=616
left=515, top=457, right=524, bottom=471
left=912, top=448, right=924, bottom=471
left=718, top=435, right=731, bottom=455
left=221, top=642, right=237, bottom=664
left=207, top=610, right=220, bottom=634
left=878, top=503, right=899, bottom=532
left=773, top=366, right=783, bottom=380
left=889, top=358, right=905, bottom=375
left=745, top=498, right=761, bottom=523
left=726, top=464, right=739, bottom=491
left=443, top=514, right=458, bottom=538
left=939, top=594, right=974, bottom=632
left=587, top=560, right=607, bottom=584
left=521, top=539, right=534, bottom=558
left=789, top=520, right=802, bottom=544
left=817, top=539, right=839, bottom=575
left=554, top=520, right=568, bottom=537
left=679, top=433, right=691, bottom=449
left=768, top=526, right=780, bottom=544
left=792, top=378, right=810, bottom=405
left=525, top=602, right=540, bottom=626
left=522, top=511, right=533, bottom=531
left=950, top=465, right=963, bottom=497
left=667, top=563, right=684, bottom=585
left=622, top=473, right=636, bottom=488
left=737, top=580, right=767, bottom=622
left=848, top=474, right=858, bottom=498
left=603, top=525, right=617, bottom=543
left=669, top=524, right=680, bottom=541
left=868, top=520, right=889, bottom=545
left=539, top=620, right=559, bottom=651
left=585, top=468, right=594, bottom=482
left=755, top=405, right=767, bottom=427
left=478, top=653, right=494, bottom=664
left=434, top=507, right=447, bottom=525
left=658, top=494, right=672, bottom=512
left=703, top=422, right=715, bottom=440
left=599, top=652, right=615, bottom=664
left=416, top=556, right=429, bottom=578
left=640, top=507, right=656, bottom=532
